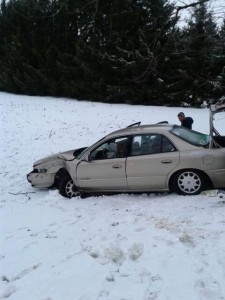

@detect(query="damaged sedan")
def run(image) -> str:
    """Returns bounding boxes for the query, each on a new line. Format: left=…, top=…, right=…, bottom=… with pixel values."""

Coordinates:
left=27, top=104, right=225, bottom=198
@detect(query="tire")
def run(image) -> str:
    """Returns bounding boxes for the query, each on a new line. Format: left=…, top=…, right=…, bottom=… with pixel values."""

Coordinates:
left=54, top=168, right=68, bottom=188
left=59, top=174, right=80, bottom=198
left=171, top=170, right=205, bottom=196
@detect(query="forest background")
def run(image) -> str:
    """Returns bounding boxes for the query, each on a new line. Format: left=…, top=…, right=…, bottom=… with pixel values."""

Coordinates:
left=0, top=0, right=225, bottom=107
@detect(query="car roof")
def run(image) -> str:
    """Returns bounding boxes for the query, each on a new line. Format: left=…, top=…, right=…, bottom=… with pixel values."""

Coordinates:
left=106, top=124, right=174, bottom=138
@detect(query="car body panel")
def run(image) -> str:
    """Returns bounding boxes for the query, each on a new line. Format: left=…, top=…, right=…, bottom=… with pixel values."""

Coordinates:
left=126, top=152, right=180, bottom=190
left=76, top=158, right=127, bottom=191
left=172, top=148, right=225, bottom=169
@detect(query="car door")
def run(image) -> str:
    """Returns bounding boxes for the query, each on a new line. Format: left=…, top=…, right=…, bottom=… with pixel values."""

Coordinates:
left=76, top=136, right=129, bottom=191
left=126, top=134, right=180, bottom=190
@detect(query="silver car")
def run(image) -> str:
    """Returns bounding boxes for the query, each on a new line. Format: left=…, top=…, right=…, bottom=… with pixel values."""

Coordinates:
left=27, top=104, right=225, bottom=198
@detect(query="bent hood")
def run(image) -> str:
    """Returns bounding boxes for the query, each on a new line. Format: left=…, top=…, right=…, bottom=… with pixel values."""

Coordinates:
left=33, top=149, right=76, bottom=167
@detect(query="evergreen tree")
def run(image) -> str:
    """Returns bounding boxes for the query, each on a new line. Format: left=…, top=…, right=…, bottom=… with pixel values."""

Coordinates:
left=1, top=0, right=222, bottom=106
left=213, top=19, right=225, bottom=101
left=91, top=0, right=177, bottom=104
left=178, top=3, right=220, bottom=106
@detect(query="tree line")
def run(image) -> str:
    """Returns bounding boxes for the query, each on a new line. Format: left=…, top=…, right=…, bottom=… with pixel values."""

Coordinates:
left=0, top=0, right=225, bottom=106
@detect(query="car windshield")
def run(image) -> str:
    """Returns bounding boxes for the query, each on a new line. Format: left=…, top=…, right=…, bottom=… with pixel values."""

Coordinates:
left=170, top=125, right=209, bottom=147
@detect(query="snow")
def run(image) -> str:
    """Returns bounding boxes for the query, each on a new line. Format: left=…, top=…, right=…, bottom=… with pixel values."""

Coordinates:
left=1, top=92, right=225, bottom=300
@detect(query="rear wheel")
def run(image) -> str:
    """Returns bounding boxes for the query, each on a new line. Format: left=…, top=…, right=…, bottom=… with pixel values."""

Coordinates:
left=171, top=170, right=205, bottom=195
left=59, top=174, right=80, bottom=198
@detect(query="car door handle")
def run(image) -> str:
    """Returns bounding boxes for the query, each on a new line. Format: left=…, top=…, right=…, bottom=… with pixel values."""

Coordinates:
left=112, top=164, right=122, bottom=169
left=161, top=159, right=172, bottom=164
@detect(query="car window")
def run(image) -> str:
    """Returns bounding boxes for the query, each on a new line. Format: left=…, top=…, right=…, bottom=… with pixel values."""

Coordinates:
left=129, top=134, right=176, bottom=156
left=90, top=136, right=129, bottom=160
left=170, top=125, right=209, bottom=147
left=76, top=137, right=106, bottom=159
left=161, top=136, right=176, bottom=153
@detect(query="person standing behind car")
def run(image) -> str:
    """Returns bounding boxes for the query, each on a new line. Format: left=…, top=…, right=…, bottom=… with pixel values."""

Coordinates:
left=177, top=112, right=194, bottom=129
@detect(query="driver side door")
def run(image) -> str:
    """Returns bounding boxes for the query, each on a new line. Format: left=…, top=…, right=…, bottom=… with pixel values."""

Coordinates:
left=76, top=136, right=129, bottom=191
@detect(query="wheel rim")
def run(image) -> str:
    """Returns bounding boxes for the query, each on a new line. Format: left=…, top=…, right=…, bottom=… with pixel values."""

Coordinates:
left=178, top=171, right=201, bottom=194
left=65, top=180, right=80, bottom=198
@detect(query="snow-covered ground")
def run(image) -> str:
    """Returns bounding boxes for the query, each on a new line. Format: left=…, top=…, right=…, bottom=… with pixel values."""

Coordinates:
left=1, top=92, right=225, bottom=300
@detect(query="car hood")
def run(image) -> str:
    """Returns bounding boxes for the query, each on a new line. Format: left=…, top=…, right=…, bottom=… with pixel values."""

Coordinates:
left=33, top=149, right=76, bottom=167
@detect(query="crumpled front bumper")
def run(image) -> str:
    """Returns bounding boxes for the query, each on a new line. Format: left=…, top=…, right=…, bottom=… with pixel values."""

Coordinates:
left=27, top=170, right=55, bottom=188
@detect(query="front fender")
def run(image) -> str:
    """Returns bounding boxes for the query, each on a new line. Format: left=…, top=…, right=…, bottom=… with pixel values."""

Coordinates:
left=64, top=159, right=80, bottom=186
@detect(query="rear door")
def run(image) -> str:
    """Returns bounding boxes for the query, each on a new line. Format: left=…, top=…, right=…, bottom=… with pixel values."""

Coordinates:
left=126, top=134, right=180, bottom=190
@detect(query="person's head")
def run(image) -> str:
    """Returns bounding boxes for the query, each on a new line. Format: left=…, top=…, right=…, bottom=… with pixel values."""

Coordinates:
left=177, top=112, right=185, bottom=122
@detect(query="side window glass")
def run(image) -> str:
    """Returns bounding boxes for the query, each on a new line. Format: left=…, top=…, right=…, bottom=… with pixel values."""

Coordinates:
left=149, top=135, right=161, bottom=153
left=139, top=135, right=151, bottom=154
left=116, top=137, right=129, bottom=158
left=90, top=137, right=128, bottom=160
left=90, top=142, right=112, bottom=160
left=130, top=134, right=175, bottom=156
left=130, top=134, right=161, bottom=156
left=162, top=136, right=176, bottom=153
left=130, top=136, right=142, bottom=156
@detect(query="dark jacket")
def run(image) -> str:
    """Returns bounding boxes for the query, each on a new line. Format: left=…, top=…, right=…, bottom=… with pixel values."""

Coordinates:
left=182, top=117, right=194, bottom=129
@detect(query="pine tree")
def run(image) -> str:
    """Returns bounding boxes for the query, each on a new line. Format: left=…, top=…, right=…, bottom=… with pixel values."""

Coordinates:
left=178, top=3, right=220, bottom=106
left=91, top=0, right=176, bottom=104
left=213, top=19, right=225, bottom=102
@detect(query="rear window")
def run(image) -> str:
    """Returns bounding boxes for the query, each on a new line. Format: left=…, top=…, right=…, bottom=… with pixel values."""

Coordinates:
left=170, top=125, right=209, bottom=147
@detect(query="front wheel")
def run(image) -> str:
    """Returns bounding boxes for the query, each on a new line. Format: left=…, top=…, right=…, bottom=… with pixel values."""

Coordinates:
left=59, top=174, right=80, bottom=198
left=171, top=170, right=205, bottom=195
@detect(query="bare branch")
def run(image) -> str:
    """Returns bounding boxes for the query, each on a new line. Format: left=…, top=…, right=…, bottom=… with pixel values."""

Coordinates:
left=176, top=0, right=210, bottom=11
left=173, top=0, right=210, bottom=22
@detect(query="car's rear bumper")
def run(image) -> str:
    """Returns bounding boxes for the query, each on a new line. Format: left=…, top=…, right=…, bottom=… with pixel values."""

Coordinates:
left=27, top=171, right=55, bottom=188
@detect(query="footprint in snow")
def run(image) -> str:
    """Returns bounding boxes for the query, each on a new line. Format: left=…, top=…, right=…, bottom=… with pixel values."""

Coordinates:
left=104, top=245, right=125, bottom=265
left=194, top=278, right=224, bottom=300
left=143, top=276, right=163, bottom=300
left=128, top=243, right=144, bottom=261
left=0, top=284, right=17, bottom=299
left=12, top=264, right=41, bottom=281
